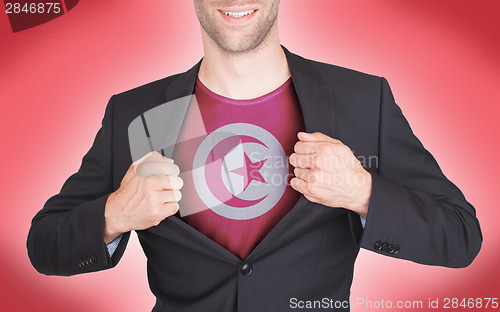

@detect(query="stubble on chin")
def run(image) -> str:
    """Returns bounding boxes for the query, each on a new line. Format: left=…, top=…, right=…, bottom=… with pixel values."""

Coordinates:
left=195, top=1, right=280, bottom=55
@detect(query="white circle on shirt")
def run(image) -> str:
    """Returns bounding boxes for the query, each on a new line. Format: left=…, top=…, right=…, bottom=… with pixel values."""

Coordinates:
left=192, top=123, right=288, bottom=220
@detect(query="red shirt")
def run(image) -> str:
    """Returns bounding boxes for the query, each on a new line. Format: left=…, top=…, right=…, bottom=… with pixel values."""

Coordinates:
left=172, top=76, right=305, bottom=260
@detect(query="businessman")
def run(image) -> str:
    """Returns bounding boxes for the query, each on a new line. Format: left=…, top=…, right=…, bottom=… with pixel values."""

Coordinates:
left=27, top=1, right=482, bottom=311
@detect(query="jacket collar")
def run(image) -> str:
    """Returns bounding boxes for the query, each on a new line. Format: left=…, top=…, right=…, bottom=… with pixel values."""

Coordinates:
left=163, top=45, right=336, bottom=137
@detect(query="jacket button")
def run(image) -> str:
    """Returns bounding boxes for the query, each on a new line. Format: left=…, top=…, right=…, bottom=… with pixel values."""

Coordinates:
left=89, top=256, right=97, bottom=265
left=381, top=242, right=389, bottom=252
left=240, top=263, right=253, bottom=276
left=387, top=244, right=395, bottom=253
left=387, top=244, right=400, bottom=254
left=392, top=245, right=400, bottom=254
left=374, top=241, right=383, bottom=250
left=79, top=259, right=87, bottom=268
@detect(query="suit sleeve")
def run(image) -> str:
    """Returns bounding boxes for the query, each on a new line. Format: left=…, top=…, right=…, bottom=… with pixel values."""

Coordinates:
left=27, top=96, right=130, bottom=276
left=355, top=77, right=482, bottom=268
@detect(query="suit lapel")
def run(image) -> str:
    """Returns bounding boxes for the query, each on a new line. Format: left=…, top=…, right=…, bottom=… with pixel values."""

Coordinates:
left=152, top=45, right=337, bottom=261
left=163, top=60, right=201, bottom=102
left=283, top=46, right=336, bottom=137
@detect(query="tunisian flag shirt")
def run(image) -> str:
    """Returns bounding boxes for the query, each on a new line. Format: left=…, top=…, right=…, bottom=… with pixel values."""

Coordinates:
left=172, top=76, right=305, bottom=260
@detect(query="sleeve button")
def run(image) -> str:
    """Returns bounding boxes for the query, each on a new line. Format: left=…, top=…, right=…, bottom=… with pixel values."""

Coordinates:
left=387, top=244, right=395, bottom=254
left=393, top=245, right=400, bottom=254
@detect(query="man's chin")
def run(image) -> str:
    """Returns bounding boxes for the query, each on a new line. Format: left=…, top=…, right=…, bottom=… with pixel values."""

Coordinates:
left=216, top=37, right=266, bottom=55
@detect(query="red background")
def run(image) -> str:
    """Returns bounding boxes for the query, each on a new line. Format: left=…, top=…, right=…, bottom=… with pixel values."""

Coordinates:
left=1, top=0, right=499, bottom=311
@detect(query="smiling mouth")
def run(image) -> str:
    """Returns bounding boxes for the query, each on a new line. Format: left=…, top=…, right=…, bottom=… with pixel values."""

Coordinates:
left=219, top=9, right=257, bottom=18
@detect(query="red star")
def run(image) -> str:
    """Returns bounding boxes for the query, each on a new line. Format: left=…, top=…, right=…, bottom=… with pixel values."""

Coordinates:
left=230, top=152, right=268, bottom=191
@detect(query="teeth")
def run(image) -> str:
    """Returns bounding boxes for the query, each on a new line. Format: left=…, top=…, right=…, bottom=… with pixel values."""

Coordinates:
left=222, top=10, right=255, bottom=18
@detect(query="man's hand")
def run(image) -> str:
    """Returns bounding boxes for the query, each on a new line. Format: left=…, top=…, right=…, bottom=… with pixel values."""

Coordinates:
left=289, top=132, right=371, bottom=218
left=103, top=151, right=184, bottom=244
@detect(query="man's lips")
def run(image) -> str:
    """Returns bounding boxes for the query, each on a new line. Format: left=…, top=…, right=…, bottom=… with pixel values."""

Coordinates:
left=218, top=8, right=258, bottom=24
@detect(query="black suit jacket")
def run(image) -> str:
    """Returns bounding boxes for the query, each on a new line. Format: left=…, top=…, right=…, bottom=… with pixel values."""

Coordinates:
left=27, top=46, right=482, bottom=311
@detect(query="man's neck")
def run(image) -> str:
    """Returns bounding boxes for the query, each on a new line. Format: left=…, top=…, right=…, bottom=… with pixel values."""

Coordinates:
left=198, top=32, right=291, bottom=100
